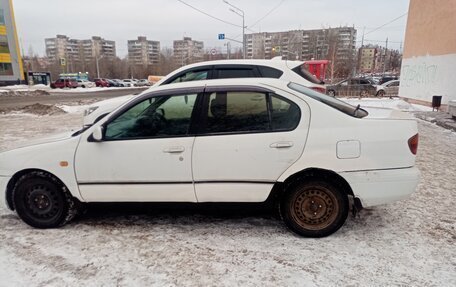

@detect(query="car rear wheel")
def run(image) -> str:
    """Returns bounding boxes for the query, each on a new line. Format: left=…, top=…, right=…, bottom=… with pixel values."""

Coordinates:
left=12, top=171, right=77, bottom=228
left=376, top=90, right=385, bottom=97
left=280, top=180, right=349, bottom=237
left=328, top=90, right=336, bottom=97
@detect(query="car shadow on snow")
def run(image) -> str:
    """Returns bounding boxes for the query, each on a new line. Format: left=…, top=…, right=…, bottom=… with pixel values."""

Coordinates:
left=66, top=202, right=388, bottom=237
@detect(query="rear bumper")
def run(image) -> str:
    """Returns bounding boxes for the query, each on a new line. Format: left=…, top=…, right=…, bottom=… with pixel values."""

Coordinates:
left=340, top=167, right=420, bottom=207
left=0, top=175, right=12, bottom=210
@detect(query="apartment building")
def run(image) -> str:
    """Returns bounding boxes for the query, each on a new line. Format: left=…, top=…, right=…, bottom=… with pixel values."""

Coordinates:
left=173, top=37, right=204, bottom=66
left=358, top=46, right=377, bottom=73
left=245, top=27, right=357, bottom=64
left=45, top=35, right=116, bottom=62
left=128, top=36, right=160, bottom=66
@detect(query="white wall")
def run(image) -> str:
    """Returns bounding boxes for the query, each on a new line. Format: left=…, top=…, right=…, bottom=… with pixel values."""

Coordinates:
left=400, top=53, right=456, bottom=105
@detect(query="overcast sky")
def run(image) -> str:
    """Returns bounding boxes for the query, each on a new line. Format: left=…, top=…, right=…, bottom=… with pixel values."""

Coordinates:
left=12, top=0, right=409, bottom=57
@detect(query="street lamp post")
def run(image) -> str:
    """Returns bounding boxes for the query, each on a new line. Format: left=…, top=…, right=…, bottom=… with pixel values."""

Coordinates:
left=223, top=0, right=245, bottom=59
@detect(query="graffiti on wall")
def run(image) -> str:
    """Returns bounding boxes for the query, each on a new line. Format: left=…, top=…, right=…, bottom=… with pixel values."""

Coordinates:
left=401, top=62, right=438, bottom=88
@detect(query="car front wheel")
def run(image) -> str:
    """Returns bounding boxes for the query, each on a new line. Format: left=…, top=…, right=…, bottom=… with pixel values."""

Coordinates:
left=12, top=172, right=77, bottom=228
left=280, top=180, right=349, bottom=237
left=328, top=90, right=336, bottom=97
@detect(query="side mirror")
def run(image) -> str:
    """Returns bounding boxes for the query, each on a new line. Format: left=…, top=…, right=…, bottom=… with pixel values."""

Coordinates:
left=92, top=126, right=104, bottom=142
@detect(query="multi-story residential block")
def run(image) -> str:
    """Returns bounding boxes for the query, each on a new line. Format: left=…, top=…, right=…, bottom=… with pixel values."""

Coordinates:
left=358, top=46, right=377, bottom=73
left=245, top=27, right=357, bottom=64
left=173, top=37, right=204, bottom=66
left=45, top=35, right=116, bottom=63
left=128, top=36, right=160, bottom=66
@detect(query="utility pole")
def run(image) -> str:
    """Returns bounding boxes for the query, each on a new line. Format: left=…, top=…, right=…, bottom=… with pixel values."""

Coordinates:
left=223, top=0, right=246, bottom=59
left=361, top=27, right=365, bottom=47
left=382, top=37, right=388, bottom=76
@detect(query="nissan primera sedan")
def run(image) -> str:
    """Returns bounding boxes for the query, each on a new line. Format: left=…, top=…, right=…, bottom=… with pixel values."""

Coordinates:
left=0, top=78, right=420, bottom=237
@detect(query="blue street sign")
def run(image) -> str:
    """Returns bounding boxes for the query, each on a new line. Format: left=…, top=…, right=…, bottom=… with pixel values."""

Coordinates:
left=218, top=33, right=225, bottom=40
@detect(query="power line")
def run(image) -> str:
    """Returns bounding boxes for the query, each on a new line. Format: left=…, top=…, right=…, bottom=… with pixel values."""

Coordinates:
left=249, top=0, right=285, bottom=29
left=177, top=0, right=242, bottom=28
left=364, top=12, right=408, bottom=36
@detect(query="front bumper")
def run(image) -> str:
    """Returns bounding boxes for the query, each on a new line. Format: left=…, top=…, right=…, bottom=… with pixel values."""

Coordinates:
left=0, top=175, right=12, bottom=210
left=340, top=167, right=420, bottom=207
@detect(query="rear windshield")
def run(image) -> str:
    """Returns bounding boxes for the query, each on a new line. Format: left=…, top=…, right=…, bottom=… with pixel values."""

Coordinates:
left=291, top=64, right=323, bottom=84
left=288, top=82, right=368, bottom=118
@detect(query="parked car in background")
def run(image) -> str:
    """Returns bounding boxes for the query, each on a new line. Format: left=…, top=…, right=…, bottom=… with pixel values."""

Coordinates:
left=94, top=78, right=109, bottom=87
left=0, top=78, right=420, bottom=237
left=112, top=79, right=127, bottom=87
left=326, top=78, right=377, bottom=97
left=136, top=79, right=151, bottom=86
left=122, top=79, right=136, bottom=87
left=378, top=76, right=399, bottom=85
left=83, top=59, right=326, bottom=126
left=76, top=79, right=95, bottom=88
left=376, top=80, right=400, bottom=97
left=106, top=79, right=121, bottom=87
left=50, top=79, right=78, bottom=89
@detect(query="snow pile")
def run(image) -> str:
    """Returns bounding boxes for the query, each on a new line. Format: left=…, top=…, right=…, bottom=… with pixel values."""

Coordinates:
left=56, top=104, right=89, bottom=114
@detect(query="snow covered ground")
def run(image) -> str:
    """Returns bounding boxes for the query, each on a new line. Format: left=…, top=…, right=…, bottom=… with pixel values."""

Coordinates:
left=0, top=99, right=455, bottom=286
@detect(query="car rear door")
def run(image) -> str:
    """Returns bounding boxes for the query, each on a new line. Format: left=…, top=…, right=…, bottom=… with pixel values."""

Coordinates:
left=191, top=85, right=310, bottom=202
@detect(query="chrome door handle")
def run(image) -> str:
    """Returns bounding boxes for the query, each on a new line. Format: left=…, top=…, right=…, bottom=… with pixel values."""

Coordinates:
left=270, top=142, right=293, bottom=148
left=163, top=146, right=185, bottom=153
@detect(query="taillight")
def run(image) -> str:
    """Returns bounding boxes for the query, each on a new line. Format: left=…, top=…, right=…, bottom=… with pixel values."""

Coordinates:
left=408, top=133, right=419, bottom=155
left=311, top=87, right=326, bottom=94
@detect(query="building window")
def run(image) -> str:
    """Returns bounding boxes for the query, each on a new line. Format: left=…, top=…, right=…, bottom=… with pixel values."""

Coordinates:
left=0, top=9, right=5, bottom=25
left=0, top=63, right=13, bottom=75
left=0, top=35, right=9, bottom=53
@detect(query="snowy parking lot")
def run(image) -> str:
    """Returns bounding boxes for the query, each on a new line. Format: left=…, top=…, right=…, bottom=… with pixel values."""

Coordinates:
left=0, top=98, right=455, bottom=286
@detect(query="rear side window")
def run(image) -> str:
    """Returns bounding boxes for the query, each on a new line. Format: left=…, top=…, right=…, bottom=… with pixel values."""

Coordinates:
left=270, top=95, right=300, bottom=130
left=215, top=69, right=256, bottom=79
left=206, top=91, right=268, bottom=133
left=202, top=91, right=300, bottom=134
left=258, top=66, right=283, bottom=78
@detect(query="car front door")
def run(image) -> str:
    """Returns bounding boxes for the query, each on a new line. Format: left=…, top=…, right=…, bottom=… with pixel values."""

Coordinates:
left=192, top=87, right=310, bottom=202
left=74, top=89, right=202, bottom=202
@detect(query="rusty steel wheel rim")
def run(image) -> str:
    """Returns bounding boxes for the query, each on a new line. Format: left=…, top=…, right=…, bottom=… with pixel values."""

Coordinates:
left=290, top=187, right=339, bottom=231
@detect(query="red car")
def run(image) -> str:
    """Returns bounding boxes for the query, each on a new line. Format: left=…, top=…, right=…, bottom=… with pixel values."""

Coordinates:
left=94, top=78, right=109, bottom=87
left=50, top=79, right=78, bottom=89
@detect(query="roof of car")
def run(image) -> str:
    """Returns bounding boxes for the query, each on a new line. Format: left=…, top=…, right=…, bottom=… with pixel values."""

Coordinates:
left=140, top=77, right=291, bottom=94
left=169, top=59, right=303, bottom=71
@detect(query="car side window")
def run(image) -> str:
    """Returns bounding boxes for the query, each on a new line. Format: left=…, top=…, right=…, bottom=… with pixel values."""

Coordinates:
left=104, top=94, right=197, bottom=140
left=257, top=66, right=283, bottom=78
left=215, top=69, right=256, bottom=79
left=202, top=91, right=300, bottom=134
left=205, top=91, right=269, bottom=133
left=270, top=94, right=300, bottom=130
left=170, top=70, right=209, bottom=83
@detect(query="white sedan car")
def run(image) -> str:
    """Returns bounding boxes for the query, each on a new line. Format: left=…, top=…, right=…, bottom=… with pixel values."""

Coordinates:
left=0, top=78, right=420, bottom=237
left=83, top=59, right=326, bottom=126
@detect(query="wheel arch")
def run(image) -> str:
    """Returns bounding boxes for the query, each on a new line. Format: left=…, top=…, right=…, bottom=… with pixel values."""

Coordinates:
left=6, top=168, right=71, bottom=211
left=268, top=167, right=360, bottom=208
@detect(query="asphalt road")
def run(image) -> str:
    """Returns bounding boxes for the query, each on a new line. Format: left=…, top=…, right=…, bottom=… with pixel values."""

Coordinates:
left=0, top=87, right=148, bottom=108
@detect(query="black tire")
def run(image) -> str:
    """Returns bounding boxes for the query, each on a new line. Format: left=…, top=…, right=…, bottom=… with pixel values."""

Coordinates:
left=376, top=90, right=385, bottom=97
left=280, top=180, right=349, bottom=237
left=328, top=90, right=336, bottom=97
left=12, top=171, right=77, bottom=228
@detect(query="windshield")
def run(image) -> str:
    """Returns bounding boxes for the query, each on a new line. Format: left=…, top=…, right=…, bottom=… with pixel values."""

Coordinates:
left=288, top=82, right=368, bottom=118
